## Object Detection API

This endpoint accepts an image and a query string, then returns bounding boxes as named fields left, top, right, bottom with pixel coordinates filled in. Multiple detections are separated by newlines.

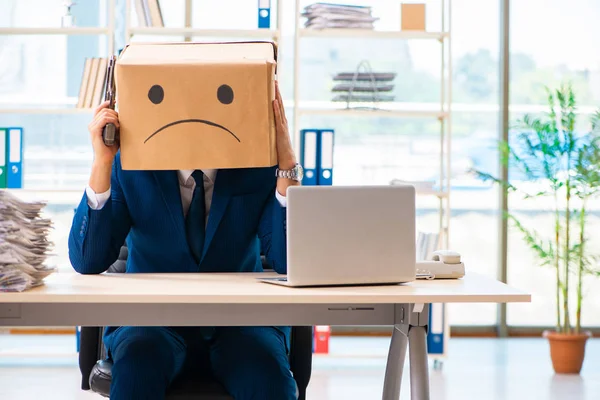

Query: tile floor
left=0, top=335, right=598, bottom=399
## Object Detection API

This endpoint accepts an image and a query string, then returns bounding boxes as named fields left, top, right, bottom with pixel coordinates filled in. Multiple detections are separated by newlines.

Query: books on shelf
left=0, top=190, right=56, bottom=292
left=134, top=0, right=164, bottom=28
left=302, top=2, right=378, bottom=30
left=76, top=57, right=108, bottom=109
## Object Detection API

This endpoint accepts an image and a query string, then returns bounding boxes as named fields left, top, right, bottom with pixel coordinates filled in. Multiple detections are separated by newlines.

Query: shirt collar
left=178, top=169, right=217, bottom=184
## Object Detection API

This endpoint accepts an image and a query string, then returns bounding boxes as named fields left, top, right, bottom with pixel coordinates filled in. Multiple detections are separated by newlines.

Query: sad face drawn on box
left=143, top=83, right=241, bottom=144
left=116, top=42, right=277, bottom=171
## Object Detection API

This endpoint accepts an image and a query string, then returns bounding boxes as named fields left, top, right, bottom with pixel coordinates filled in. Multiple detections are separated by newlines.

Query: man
left=68, top=83, right=301, bottom=400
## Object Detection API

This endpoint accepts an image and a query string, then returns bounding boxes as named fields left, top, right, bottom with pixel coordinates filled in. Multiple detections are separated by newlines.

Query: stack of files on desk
left=331, top=71, right=396, bottom=103
left=302, top=2, right=379, bottom=30
left=76, top=57, right=109, bottom=109
left=0, top=190, right=55, bottom=292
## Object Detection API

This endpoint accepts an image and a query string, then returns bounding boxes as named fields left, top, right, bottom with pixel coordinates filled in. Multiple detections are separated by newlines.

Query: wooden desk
left=0, top=271, right=530, bottom=400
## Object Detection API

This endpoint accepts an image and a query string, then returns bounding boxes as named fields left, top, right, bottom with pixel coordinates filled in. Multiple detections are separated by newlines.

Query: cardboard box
left=115, top=41, right=278, bottom=170
left=401, top=3, right=426, bottom=31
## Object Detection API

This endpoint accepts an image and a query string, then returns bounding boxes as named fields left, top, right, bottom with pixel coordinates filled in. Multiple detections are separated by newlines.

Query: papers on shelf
left=302, top=2, right=379, bottom=30
left=0, top=190, right=56, bottom=292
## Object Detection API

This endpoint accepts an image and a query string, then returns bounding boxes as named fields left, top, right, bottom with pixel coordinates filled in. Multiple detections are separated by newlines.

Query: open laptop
left=259, top=185, right=416, bottom=287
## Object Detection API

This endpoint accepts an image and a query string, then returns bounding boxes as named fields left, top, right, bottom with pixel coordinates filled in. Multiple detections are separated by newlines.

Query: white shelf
left=299, top=28, right=448, bottom=40
left=0, top=108, right=93, bottom=115
left=128, top=27, right=280, bottom=38
left=297, top=107, right=448, bottom=119
left=0, top=27, right=111, bottom=35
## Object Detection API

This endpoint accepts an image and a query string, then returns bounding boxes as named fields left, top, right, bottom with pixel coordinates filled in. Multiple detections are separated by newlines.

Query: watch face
left=295, top=164, right=304, bottom=181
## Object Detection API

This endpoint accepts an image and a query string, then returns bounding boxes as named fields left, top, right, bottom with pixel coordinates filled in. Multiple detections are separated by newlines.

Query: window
left=507, top=0, right=600, bottom=327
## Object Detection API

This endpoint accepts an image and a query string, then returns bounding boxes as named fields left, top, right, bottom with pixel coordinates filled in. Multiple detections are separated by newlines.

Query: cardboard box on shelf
left=115, top=41, right=278, bottom=170
left=401, top=3, right=426, bottom=31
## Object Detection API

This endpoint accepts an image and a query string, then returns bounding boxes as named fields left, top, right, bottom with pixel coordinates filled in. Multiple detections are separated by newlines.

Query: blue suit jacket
left=68, top=152, right=288, bottom=347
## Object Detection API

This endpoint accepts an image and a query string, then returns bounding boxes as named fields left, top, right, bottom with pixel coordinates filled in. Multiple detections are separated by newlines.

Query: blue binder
left=318, top=129, right=334, bottom=186
left=258, top=0, right=271, bottom=28
left=427, top=303, right=445, bottom=355
left=6, top=127, right=23, bottom=189
left=299, top=129, right=318, bottom=186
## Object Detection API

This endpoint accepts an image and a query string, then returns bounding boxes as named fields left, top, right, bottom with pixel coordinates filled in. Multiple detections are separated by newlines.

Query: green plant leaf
left=508, top=215, right=555, bottom=266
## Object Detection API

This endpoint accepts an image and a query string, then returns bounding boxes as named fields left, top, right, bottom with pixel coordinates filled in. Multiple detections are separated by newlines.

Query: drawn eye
left=217, top=84, right=234, bottom=105
left=148, top=85, right=164, bottom=104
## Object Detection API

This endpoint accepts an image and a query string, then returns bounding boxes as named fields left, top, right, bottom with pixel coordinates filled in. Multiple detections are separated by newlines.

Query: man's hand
left=273, top=81, right=299, bottom=197
left=88, top=100, right=120, bottom=193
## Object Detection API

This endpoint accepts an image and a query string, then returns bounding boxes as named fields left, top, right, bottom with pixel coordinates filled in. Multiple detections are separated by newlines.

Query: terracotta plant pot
left=543, top=330, right=592, bottom=374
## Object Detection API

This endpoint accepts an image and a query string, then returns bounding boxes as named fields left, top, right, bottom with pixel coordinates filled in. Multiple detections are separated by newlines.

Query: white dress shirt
left=85, top=169, right=287, bottom=222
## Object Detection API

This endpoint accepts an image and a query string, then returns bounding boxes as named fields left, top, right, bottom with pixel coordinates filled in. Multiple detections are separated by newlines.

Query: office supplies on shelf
left=299, top=129, right=335, bottom=185
left=302, top=2, right=378, bottom=30
left=61, top=1, right=76, bottom=27
left=102, top=55, right=118, bottom=146
left=319, top=129, right=334, bottom=185
left=299, top=130, right=318, bottom=185
left=259, top=185, right=416, bottom=287
left=0, top=190, right=56, bottom=292
left=0, top=128, right=6, bottom=189
left=331, top=61, right=396, bottom=108
left=401, top=3, right=426, bottom=31
left=6, top=127, right=23, bottom=189
left=314, top=325, right=330, bottom=353
left=258, top=0, right=271, bottom=28
left=428, top=303, right=445, bottom=354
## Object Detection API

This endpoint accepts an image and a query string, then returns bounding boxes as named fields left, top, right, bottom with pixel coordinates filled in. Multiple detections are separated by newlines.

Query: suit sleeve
left=257, top=185, right=287, bottom=275
left=68, top=154, right=132, bottom=274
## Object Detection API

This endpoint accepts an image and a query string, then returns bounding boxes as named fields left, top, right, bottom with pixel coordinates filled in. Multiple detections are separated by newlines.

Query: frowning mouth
left=143, top=119, right=241, bottom=144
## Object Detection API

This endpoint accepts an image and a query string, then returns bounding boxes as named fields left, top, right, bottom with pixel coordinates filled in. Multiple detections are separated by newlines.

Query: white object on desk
left=416, top=250, right=466, bottom=279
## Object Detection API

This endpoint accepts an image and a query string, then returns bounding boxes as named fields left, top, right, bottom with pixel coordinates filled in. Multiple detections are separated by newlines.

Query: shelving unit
left=124, top=0, right=283, bottom=43
left=292, top=0, right=452, bottom=249
left=292, top=0, right=452, bottom=361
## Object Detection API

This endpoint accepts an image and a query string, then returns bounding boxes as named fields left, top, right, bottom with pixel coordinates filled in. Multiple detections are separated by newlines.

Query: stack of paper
left=0, top=191, right=56, bottom=292
left=302, top=3, right=379, bottom=30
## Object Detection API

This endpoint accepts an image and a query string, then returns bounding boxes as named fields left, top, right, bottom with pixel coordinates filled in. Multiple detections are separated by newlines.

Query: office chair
left=78, top=244, right=313, bottom=400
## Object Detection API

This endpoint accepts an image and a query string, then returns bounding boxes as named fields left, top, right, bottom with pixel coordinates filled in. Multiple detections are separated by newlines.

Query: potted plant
left=472, top=84, right=600, bottom=374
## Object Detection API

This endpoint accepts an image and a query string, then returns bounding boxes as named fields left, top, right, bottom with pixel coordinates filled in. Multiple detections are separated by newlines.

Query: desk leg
left=382, top=325, right=408, bottom=399
left=409, top=326, right=430, bottom=400
left=382, top=303, right=430, bottom=400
